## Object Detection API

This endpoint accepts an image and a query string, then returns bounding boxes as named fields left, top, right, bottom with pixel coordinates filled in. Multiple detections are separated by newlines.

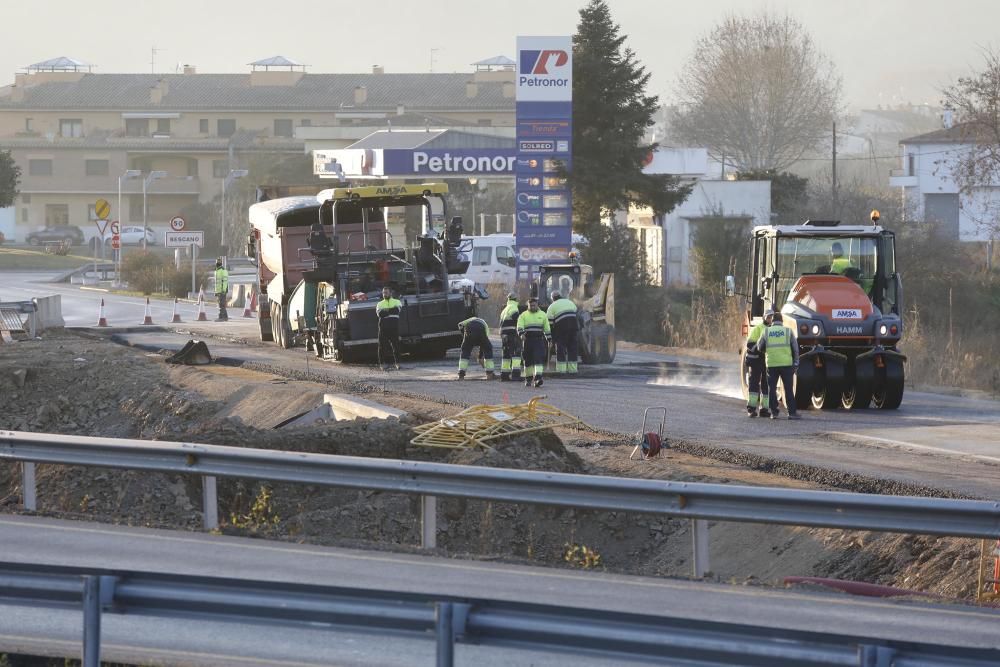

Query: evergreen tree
left=571, top=0, right=689, bottom=237
left=0, top=150, right=21, bottom=208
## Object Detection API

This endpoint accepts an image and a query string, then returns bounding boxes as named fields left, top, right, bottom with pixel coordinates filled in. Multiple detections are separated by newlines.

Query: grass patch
left=0, top=246, right=96, bottom=270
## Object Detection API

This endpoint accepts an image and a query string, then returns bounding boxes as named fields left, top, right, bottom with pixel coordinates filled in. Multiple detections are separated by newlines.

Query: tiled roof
left=0, top=128, right=302, bottom=152
left=347, top=129, right=516, bottom=150
left=900, top=123, right=992, bottom=144
left=0, top=72, right=514, bottom=112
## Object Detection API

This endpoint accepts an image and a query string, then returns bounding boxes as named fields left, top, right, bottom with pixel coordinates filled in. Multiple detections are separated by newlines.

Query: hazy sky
left=3, top=0, right=997, bottom=109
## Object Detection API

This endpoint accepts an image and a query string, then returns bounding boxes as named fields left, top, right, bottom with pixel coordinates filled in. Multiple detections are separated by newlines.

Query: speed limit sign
left=169, top=216, right=186, bottom=232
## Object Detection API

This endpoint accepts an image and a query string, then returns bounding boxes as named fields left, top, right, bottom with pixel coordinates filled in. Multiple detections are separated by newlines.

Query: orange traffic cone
left=243, top=290, right=256, bottom=318
left=196, top=289, right=208, bottom=322
left=97, top=298, right=109, bottom=327
left=170, top=298, right=183, bottom=323
left=141, top=297, right=154, bottom=325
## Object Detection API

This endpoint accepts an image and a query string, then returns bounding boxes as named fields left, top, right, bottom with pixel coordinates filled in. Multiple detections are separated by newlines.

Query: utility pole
left=832, top=121, right=838, bottom=214
left=430, top=48, right=440, bottom=73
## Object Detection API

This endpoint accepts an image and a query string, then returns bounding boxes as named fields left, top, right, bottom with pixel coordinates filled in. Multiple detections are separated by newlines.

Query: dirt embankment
left=0, top=330, right=985, bottom=601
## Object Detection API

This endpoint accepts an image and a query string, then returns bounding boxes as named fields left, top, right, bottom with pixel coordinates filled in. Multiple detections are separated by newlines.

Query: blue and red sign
left=516, top=35, right=573, bottom=276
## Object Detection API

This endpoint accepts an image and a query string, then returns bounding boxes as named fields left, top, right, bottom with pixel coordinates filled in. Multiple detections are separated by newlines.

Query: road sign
left=95, top=199, right=111, bottom=220
left=169, top=215, right=187, bottom=232
left=94, top=219, right=109, bottom=236
left=165, top=231, right=204, bottom=248
left=111, top=238, right=121, bottom=250
left=110, top=220, right=120, bottom=235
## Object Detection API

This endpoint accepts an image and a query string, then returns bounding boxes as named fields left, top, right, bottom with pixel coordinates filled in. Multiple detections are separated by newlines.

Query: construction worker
left=498, top=293, right=524, bottom=382
left=744, top=319, right=770, bottom=418
left=457, top=316, right=495, bottom=380
left=546, top=291, right=579, bottom=376
left=830, top=242, right=854, bottom=275
left=755, top=308, right=801, bottom=420
left=376, top=286, right=402, bottom=371
left=214, top=259, right=229, bottom=321
left=517, top=296, right=550, bottom=387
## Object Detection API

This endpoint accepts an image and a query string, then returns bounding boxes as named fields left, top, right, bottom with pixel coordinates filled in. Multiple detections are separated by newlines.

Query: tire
left=600, top=325, right=616, bottom=364
left=841, top=356, right=873, bottom=410
left=578, top=322, right=597, bottom=365
left=810, top=359, right=844, bottom=410
left=259, top=300, right=274, bottom=342
left=274, top=302, right=293, bottom=349
left=873, top=357, right=904, bottom=410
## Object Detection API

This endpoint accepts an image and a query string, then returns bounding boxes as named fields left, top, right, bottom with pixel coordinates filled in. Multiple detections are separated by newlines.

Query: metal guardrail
left=0, top=561, right=996, bottom=667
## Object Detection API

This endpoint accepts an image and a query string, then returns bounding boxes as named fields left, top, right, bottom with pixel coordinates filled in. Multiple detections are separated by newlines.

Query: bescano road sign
left=165, top=231, right=204, bottom=248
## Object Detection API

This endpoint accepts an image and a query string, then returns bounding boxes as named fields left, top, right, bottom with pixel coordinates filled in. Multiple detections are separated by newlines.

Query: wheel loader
left=730, top=211, right=905, bottom=410
left=531, top=258, right=616, bottom=364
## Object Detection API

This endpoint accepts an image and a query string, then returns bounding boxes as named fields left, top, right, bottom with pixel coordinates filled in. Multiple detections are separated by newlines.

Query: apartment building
left=0, top=56, right=515, bottom=243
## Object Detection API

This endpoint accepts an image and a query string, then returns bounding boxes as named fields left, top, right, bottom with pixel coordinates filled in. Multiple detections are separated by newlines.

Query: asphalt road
left=0, top=515, right=997, bottom=666
left=6, top=271, right=1000, bottom=499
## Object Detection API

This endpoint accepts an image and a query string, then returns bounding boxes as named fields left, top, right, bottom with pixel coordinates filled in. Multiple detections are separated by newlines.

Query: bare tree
left=941, top=49, right=1000, bottom=240
left=672, top=13, right=841, bottom=171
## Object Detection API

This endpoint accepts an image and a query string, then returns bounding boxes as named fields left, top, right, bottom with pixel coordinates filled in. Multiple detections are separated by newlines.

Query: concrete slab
left=323, top=392, right=407, bottom=420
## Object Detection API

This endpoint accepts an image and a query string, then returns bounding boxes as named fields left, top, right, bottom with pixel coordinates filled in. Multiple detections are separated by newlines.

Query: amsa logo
left=832, top=308, right=863, bottom=319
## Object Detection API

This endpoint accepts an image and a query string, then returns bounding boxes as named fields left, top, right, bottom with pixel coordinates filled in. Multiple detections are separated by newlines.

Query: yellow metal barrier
left=410, top=397, right=590, bottom=450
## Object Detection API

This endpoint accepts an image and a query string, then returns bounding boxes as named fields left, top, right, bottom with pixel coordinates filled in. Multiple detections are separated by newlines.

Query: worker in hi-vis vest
left=754, top=307, right=801, bottom=420
left=744, top=320, right=769, bottom=418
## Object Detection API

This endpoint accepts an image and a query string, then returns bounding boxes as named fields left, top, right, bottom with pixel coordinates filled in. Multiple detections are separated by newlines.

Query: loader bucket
left=165, top=339, right=213, bottom=365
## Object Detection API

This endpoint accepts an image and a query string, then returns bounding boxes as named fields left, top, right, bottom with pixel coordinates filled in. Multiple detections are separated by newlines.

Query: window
left=129, top=197, right=144, bottom=219
left=85, top=159, right=109, bottom=177
left=21, top=208, right=28, bottom=222
left=477, top=119, right=493, bottom=127
left=45, top=204, right=69, bottom=227
left=300, top=119, right=311, bottom=127
left=125, top=118, right=149, bottom=137
left=217, top=119, right=236, bottom=137
left=186, top=158, right=199, bottom=177
left=28, top=159, right=52, bottom=176
left=496, top=245, right=515, bottom=268
left=338, top=118, right=354, bottom=126
left=212, top=160, right=229, bottom=178
left=199, top=119, right=209, bottom=133
left=25, top=118, right=33, bottom=132
left=155, top=118, right=170, bottom=135
left=59, top=118, right=83, bottom=138
left=472, top=247, right=492, bottom=266
left=132, top=158, right=153, bottom=173
left=274, top=119, right=293, bottom=137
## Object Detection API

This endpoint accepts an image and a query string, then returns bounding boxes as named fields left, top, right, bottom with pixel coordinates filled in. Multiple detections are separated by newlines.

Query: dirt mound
left=446, top=430, right=586, bottom=473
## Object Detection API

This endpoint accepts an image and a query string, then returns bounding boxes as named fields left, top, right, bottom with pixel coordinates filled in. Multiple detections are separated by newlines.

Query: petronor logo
left=520, top=50, right=569, bottom=75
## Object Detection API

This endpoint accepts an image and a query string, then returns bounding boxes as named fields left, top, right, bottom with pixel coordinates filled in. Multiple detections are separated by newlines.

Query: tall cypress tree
left=0, top=150, right=20, bottom=208
left=571, top=0, right=689, bottom=238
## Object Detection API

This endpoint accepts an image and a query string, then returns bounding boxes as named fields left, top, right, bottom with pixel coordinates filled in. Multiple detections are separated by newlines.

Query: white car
left=119, top=226, right=157, bottom=246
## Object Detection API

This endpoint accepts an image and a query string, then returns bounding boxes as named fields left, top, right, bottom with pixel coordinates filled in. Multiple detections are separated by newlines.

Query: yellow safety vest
left=764, top=325, right=793, bottom=367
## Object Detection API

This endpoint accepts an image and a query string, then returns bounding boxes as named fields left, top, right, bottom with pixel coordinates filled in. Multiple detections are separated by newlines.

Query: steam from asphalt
left=646, top=366, right=743, bottom=400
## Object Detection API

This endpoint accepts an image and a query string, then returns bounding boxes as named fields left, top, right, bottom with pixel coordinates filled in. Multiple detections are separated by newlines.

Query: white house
left=616, top=147, right=771, bottom=286
left=889, top=120, right=998, bottom=242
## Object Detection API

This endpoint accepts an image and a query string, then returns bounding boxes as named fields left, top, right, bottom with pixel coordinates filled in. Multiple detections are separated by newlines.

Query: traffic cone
left=243, top=290, right=256, bottom=318
left=196, top=289, right=208, bottom=322
left=250, top=288, right=258, bottom=314
left=141, top=298, right=154, bottom=325
left=170, top=298, right=183, bottom=323
left=97, top=299, right=109, bottom=327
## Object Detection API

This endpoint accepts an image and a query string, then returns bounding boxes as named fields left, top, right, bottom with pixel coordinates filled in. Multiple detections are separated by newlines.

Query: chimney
left=943, top=107, right=954, bottom=129
left=354, top=86, right=367, bottom=105
left=396, top=104, right=405, bottom=116
left=149, top=78, right=169, bottom=104
left=372, top=64, right=384, bottom=75
left=466, top=81, right=478, bottom=98
left=183, top=64, right=197, bottom=75
left=502, top=81, right=515, bottom=98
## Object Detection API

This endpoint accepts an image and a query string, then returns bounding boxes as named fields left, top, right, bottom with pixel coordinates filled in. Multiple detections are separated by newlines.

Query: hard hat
left=551, top=291, right=561, bottom=300
left=764, top=307, right=777, bottom=320
left=507, top=292, right=518, bottom=300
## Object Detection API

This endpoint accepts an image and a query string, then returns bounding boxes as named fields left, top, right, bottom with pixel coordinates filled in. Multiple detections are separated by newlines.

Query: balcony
left=888, top=168, right=917, bottom=188
left=19, top=175, right=202, bottom=196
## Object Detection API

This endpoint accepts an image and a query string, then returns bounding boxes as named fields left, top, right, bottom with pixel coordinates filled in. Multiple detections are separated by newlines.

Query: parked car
left=119, top=226, right=157, bottom=246
left=26, top=225, right=85, bottom=246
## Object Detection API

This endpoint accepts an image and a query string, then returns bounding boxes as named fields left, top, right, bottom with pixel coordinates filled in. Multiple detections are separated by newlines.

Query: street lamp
left=143, top=170, right=167, bottom=250
left=469, top=177, right=479, bottom=235
left=116, top=169, right=141, bottom=284
left=221, top=169, right=249, bottom=264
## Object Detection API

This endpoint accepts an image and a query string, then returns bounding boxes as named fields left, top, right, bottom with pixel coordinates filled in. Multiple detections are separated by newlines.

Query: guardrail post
left=82, top=575, right=101, bottom=667
left=202, top=475, right=218, bottom=531
left=421, top=495, right=437, bottom=549
left=435, top=601, right=454, bottom=667
left=692, top=519, right=710, bottom=578
left=22, top=462, right=36, bottom=511
left=859, top=644, right=896, bottom=666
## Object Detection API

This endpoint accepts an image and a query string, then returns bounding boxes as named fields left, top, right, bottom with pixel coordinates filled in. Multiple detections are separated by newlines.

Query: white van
left=461, top=234, right=517, bottom=287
